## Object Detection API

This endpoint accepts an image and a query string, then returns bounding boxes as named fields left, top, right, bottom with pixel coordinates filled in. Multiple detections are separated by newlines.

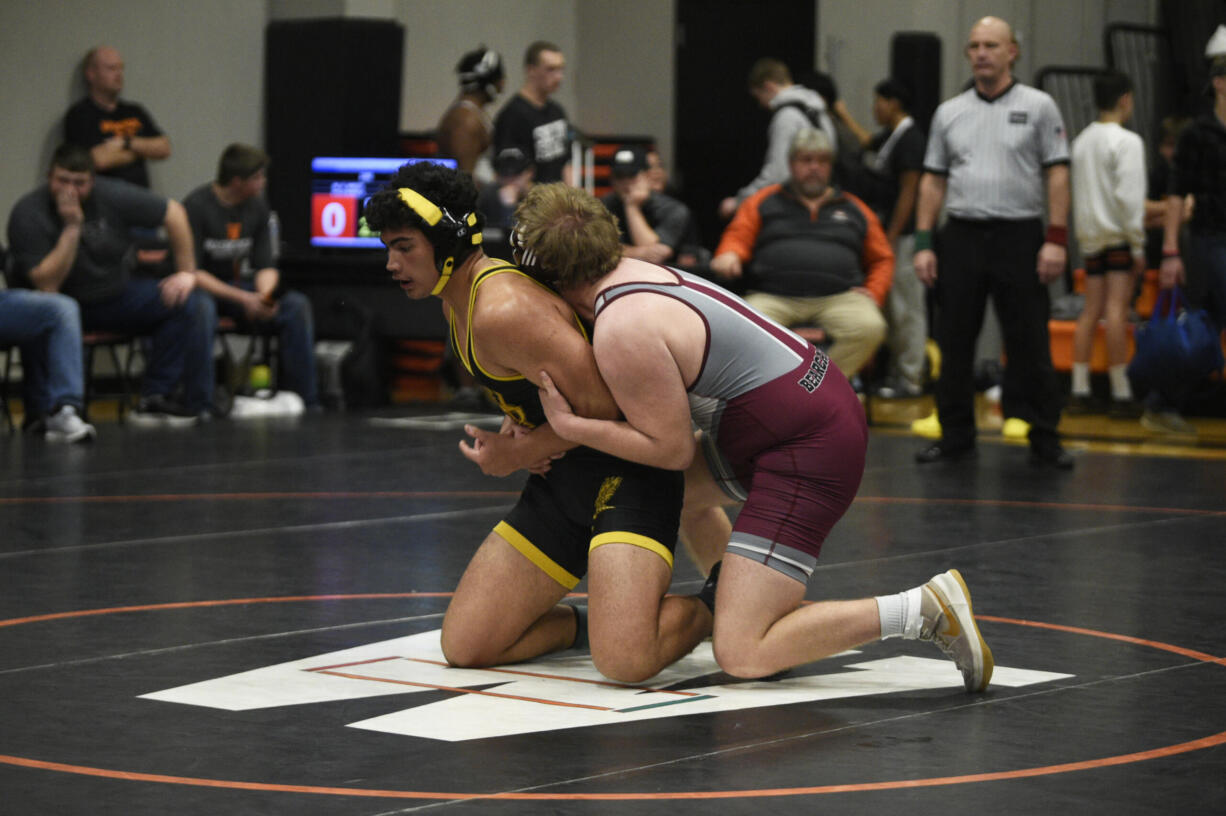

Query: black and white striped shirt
left=924, top=82, right=1069, bottom=220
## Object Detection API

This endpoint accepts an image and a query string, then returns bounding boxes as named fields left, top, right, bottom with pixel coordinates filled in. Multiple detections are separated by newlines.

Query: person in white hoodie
left=1069, top=70, right=1146, bottom=417
left=718, top=58, right=836, bottom=219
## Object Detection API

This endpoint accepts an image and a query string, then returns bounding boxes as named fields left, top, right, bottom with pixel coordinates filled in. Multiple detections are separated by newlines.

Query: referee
left=913, top=15, right=1074, bottom=469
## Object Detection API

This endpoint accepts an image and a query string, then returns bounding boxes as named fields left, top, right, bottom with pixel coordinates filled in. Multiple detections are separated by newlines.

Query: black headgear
left=509, top=226, right=552, bottom=283
left=397, top=188, right=482, bottom=295
left=457, top=47, right=504, bottom=100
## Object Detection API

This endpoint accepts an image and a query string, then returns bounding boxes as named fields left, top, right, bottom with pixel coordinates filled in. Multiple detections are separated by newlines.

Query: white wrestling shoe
left=919, top=569, right=994, bottom=692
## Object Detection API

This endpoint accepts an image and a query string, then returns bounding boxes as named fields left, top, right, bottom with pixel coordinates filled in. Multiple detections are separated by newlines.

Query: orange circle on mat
left=0, top=594, right=1223, bottom=801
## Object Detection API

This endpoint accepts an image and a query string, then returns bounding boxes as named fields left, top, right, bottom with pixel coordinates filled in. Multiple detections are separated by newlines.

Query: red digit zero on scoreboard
left=311, top=193, right=358, bottom=240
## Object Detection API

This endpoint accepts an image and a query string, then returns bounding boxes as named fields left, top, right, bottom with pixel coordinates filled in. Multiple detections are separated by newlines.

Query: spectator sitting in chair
left=6, top=143, right=214, bottom=425
left=182, top=144, right=319, bottom=408
left=0, top=285, right=95, bottom=442
left=600, top=146, right=696, bottom=266
left=710, top=127, right=893, bottom=380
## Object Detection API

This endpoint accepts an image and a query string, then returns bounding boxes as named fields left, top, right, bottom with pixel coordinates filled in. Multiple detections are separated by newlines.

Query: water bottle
left=268, top=210, right=281, bottom=263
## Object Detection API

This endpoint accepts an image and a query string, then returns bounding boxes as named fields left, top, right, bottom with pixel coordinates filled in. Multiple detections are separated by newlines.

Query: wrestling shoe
left=918, top=569, right=994, bottom=692
left=696, top=561, right=721, bottom=613
left=569, top=605, right=589, bottom=651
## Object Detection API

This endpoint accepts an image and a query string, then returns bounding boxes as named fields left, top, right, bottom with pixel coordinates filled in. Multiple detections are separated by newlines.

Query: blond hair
left=513, top=184, right=622, bottom=287
left=748, top=58, right=790, bottom=89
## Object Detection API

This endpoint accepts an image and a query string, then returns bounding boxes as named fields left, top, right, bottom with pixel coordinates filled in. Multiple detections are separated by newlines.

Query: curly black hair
left=363, top=161, right=484, bottom=266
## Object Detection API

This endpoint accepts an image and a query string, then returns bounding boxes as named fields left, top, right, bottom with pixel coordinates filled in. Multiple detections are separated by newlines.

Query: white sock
left=876, top=586, right=924, bottom=639
left=1108, top=364, right=1133, bottom=401
left=1071, top=363, right=1091, bottom=396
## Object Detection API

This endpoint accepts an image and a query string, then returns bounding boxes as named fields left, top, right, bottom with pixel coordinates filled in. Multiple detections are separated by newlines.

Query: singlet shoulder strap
left=463, top=263, right=540, bottom=382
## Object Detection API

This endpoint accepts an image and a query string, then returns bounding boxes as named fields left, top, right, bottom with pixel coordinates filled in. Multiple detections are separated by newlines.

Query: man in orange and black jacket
left=711, top=127, right=894, bottom=379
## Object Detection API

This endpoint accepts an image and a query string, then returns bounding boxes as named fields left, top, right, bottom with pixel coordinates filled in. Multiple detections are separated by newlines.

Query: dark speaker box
left=891, top=32, right=942, bottom=135
left=265, top=18, right=404, bottom=251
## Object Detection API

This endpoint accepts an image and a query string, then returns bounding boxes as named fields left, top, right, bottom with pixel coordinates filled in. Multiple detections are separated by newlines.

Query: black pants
left=933, top=217, right=1062, bottom=448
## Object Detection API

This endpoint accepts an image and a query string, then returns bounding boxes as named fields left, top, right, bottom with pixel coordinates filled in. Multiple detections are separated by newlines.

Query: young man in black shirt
left=493, top=41, right=571, bottom=185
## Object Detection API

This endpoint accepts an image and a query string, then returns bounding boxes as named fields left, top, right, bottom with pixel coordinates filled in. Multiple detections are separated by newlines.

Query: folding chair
left=82, top=331, right=141, bottom=422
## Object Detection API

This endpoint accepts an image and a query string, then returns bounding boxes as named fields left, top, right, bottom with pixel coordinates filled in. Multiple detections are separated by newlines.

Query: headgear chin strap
left=396, top=187, right=482, bottom=295
left=431, top=256, right=457, bottom=296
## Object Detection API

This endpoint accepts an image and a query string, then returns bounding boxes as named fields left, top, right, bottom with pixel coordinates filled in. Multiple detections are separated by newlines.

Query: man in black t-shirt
left=63, top=46, right=171, bottom=188
left=493, top=41, right=571, bottom=184
left=183, top=144, right=319, bottom=407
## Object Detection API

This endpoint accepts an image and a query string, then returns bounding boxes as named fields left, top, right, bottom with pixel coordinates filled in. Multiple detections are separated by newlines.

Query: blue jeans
left=214, top=286, right=319, bottom=405
left=78, top=279, right=215, bottom=413
left=0, top=289, right=85, bottom=417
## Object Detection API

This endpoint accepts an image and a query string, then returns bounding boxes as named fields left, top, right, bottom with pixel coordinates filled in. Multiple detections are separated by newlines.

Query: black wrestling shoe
left=569, top=605, right=589, bottom=651
left=696, top=561, right=721, bottom=613
left=914, top=440, right=976, bottom=464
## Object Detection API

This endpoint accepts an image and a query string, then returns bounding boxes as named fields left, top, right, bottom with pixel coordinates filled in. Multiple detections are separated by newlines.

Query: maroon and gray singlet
left=593, top=269, right=868, bottom=583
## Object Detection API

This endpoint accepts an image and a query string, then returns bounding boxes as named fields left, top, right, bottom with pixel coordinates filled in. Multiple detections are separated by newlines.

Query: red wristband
left=1044, top=225, right=1067, bottom=247
left=1162, top=249, right=1180, bottom=258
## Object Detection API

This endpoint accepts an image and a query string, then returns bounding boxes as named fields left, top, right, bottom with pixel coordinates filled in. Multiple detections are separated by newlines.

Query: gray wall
left=0, top=0, right=1161, bottom=229
left=0, top=0, right=266, bottom=213
left=822, top=0, right=1158, bottom=133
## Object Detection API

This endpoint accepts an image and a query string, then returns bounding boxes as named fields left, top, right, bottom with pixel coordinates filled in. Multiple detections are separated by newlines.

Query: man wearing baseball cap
left=599, top=145, right=696, bottom=266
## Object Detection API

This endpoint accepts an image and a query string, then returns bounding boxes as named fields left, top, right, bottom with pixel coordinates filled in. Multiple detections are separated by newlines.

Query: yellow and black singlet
left=448, top=262, right=589, bottom=428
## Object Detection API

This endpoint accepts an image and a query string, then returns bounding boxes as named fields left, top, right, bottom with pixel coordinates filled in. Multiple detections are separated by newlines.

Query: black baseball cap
left=609, top=146, right=647, bottom=178
left=493, top=147, right=531, bottom=177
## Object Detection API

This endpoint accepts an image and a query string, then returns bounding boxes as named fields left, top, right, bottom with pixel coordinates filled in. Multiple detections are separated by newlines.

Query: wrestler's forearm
left=552, top=414, right=693, bottom=471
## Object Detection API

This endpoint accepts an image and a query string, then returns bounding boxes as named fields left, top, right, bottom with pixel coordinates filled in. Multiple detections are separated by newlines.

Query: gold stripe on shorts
left=590, top=531, right=675, bottom=569
left=495, top=521, right=581, bottom=589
